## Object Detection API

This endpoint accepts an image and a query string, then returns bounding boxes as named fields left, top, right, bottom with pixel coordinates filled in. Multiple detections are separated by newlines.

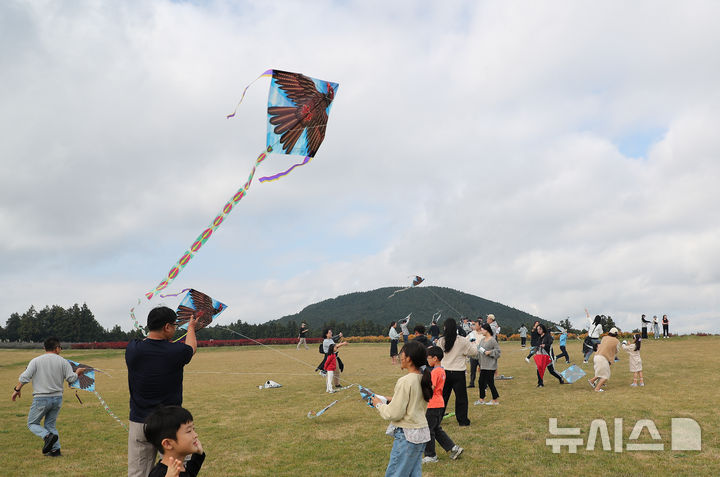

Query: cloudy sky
left=2, top=1, right=718, bottom=334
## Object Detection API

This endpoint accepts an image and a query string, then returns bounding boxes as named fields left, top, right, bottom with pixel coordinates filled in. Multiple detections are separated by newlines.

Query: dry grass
left=1, top=336, right=718, bottom=476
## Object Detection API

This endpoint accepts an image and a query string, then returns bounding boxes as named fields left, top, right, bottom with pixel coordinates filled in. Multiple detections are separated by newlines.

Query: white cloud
left=1, top=0, right=718, bottom=335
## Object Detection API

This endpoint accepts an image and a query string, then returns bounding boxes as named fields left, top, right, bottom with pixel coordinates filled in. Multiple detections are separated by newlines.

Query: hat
left=609, top=327, right=619, bottom=335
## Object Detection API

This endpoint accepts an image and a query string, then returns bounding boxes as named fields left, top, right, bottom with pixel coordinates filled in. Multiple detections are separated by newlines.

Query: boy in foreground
left=423, top=346, right=463, bottom=463
left=144, top=406, right=205, bottom=477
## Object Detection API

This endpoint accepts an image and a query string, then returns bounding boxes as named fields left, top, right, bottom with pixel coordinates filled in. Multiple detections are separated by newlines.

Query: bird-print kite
left=170, top=289, right=226, bottom=342
left=132, top=69, right=338, bottom=333
left=67, top=360, right=127, bottom=431
left=388, top=276, right=425, bottom=298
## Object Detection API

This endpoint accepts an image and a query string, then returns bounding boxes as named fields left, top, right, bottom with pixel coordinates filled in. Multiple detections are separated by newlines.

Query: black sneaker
left=45, top=449, right=62, bottom=457
left=42, top=433, right=58, bottom=454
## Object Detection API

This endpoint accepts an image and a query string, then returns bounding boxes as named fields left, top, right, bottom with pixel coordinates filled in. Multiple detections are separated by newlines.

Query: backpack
left=319, top=342, right=324, bottom=354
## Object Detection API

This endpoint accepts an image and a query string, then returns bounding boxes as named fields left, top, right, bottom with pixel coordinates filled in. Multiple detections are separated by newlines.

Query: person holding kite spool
left=371, top=340, right=432, bottom=476
left=125, top=308, right=200, bottom=477
left=436, top=318, right=479, bottom=427
left=388, top=322, right=401, bottom=365
left=11, top=337, right=89, bottom=457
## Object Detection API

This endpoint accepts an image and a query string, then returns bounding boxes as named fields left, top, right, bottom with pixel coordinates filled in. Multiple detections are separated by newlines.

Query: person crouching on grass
left=372, top=340, right=432, bottom=476
left=144, top=406, right=205, bottom=477
left=423, top=346, right=464, bottom=464
left=588, top=327, right=620, bottom=393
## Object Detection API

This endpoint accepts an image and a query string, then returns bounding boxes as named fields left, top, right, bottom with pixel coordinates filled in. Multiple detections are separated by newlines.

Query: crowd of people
left=9, top=308, right=672, bottom=477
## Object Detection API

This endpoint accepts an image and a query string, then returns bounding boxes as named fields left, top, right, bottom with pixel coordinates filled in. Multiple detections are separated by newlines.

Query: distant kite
left=388, top=276, right=425, bottom=299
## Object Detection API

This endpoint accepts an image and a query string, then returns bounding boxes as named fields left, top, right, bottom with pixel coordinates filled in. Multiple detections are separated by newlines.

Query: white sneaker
left=525, top=357, right=530, bottom=363
left=474, top=400, right=485, bottom=406
left=639, top=383, right=645, bottom=386
left=422, top=456, right=438, bottom=464
left=487, top=401, right=499, bottom=405
left=449, top=445, right=464, bottom=460
left=630, top=383, right=638, bottom=387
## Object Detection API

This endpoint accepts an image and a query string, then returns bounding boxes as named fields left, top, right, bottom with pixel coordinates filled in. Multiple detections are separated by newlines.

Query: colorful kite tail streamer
left=94, top=390, right=128, bottom=431
left=144, top=146, right=272, bottom=300
left=226, top=69, right=274, bottom=119
left=258, top=156, right=312, bottom=183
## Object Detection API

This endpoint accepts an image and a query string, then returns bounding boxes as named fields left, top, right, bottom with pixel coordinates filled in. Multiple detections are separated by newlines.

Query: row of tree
left=0, top=304, right=389, bottom=343
left=2, top=304, right=614, bottom=344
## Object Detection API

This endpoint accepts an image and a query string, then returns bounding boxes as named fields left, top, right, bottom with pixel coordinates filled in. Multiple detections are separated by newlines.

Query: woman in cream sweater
left=436, top=318, right=479, bottom=427
left=372, top=340, right=432, bottom=476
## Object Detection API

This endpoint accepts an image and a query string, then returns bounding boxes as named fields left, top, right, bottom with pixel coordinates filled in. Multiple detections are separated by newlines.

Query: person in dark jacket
left=535, top=324, right=564, bottom=387
left=525, top=321, right=541, bottom=362
left=412, top=325, right=431, bottom=347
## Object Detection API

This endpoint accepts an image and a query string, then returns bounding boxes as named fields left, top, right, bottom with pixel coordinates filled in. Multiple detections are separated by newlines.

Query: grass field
left=1, top=336, right=718, bottom=476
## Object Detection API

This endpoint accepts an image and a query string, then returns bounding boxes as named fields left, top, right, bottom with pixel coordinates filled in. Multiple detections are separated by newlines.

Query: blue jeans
left=385, top=428, right=424, bottom=477
left=27, top=396, right=62, bottom=451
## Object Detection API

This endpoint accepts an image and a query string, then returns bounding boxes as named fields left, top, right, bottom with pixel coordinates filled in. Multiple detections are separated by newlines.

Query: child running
left=372, top=340, right=432, bottom=476
left=144, top=405, right=205, bottom=477
left=423, top=346, right=464, bottom=463
left=622, top=333, right=644, bottom=386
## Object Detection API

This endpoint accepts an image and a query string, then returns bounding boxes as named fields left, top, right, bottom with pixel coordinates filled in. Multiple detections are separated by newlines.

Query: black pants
left=478, top=369, right=499, bottom=400
left=442, top=370, right=470, bottom=426
left=424, top=408, right=456, bottom=457
left=555, top=345, right=569, bottom=363
left=468, top=358, right=479, bottom=386
left=641, top=326, right=648, bottom=339
left=537, top=363, right=563, bottom=385
left=663, top=324, right=669, bottom=337
left=521, top=337, right=527, bottom=347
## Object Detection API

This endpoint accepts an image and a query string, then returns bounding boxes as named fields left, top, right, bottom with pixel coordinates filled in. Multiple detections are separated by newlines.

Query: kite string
left=425, top=285, right=465, bottom=318
left=93, top=390, right=128, bottom=431
left=217, top=327, right=364, bottom=388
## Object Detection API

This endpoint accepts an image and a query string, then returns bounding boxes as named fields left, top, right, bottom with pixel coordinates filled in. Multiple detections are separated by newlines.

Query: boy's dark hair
left=427, top=346, right=444, bottom=361
left=44, top=337, right=61, bottom=351
left=144, top=406, right=194, bottom=453
left=413, top=325, right=426, bottom=335
left=147, top=307, right=178, bottom=331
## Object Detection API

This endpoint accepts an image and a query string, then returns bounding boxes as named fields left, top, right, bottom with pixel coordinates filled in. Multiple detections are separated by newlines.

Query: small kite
left=172, top=289, right=227, bottom=342
left=431, top=311, right=442, bottom=325
left=388, top=276, right=425, bottom=299
left=133, top=69, right=338, bottom=332
left=258, top=380, right=282, bottom=389
left=67, top=360, right=127, bottom=431
left=559, top=364, right=586, bottom=384
left=534, top=353, right=552, bottom=380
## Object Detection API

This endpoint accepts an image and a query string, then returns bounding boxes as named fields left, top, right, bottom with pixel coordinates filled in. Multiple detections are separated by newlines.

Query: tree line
left=0, top=304, right=388, bottom=343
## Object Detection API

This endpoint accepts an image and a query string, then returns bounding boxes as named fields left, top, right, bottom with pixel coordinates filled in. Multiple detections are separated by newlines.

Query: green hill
left=268, top=286, right=547, bottom=335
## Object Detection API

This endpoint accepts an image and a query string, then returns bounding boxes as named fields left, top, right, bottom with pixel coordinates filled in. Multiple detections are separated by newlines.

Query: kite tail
left=94, top=390, right=128, bottom=432
left=225, top=69, right=273, bottom=119
left=143, top=146, right=272, bottom=300
left=259, top=156, right=312, bottom=183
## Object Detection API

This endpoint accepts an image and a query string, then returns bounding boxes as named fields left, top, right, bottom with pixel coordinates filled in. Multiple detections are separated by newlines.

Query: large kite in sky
left=131, top=69, right=338, bottom=332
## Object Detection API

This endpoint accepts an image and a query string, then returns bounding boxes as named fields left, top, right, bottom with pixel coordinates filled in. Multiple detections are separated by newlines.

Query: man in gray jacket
left=11, top=337, right=88, bottom=457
